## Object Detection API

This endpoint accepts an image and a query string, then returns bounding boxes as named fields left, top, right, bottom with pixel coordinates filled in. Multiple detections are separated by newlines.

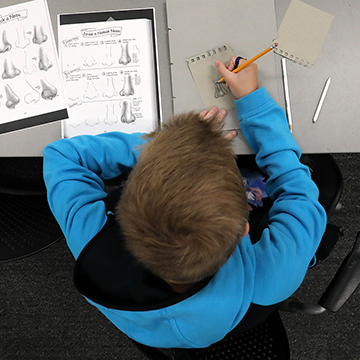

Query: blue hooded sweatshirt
left=43, top=87, right=326, bottom=348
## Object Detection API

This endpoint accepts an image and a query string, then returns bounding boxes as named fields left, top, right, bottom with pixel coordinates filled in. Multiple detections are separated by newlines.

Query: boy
left=43, top=58, right=326, bottom=348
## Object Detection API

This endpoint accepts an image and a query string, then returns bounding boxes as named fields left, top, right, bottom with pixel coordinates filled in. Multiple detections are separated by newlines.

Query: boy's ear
left=242, top=222, right=250, bottom=238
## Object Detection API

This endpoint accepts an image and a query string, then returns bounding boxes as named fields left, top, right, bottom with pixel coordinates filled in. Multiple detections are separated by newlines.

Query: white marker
left=281, top=58, right=292, bottom=132
left=313, top=77, right=331, bottom=123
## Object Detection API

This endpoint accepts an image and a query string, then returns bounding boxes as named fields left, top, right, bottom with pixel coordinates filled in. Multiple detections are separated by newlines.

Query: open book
left=58, top=8, right=161, bottom=138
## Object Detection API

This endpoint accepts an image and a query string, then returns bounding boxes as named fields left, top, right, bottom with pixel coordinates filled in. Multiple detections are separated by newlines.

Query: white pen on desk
left=281, top=58, right=292, bottom=133
left=313, top=77, right=332, bottom=123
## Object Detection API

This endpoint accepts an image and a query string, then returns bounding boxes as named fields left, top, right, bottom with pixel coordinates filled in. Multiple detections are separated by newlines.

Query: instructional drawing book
left=274, top=0, right=334, bottom=67
left=58, top=8, right=161, bottom=138
left=166, top=0, right=279, bottom=134
left=0, top=0, right=68, bottom=135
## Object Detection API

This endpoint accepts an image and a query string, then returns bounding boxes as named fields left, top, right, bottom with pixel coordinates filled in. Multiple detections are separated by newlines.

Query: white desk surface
left=0, top=0, right=359, bottom=156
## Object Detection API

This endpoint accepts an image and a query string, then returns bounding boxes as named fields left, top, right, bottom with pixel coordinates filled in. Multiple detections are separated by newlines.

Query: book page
left=58, top=13, right=159, bottom=137
left=0, top=0, right=68, bottom=134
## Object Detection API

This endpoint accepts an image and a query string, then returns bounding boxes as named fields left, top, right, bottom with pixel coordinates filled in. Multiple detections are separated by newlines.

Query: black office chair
left=0, top=157, right=63, bottom=262
left=300, top=154, right=343, bottom=262
left=128, top=154, right=351, bottom=360
left=131, top=231, right=360, bottom=360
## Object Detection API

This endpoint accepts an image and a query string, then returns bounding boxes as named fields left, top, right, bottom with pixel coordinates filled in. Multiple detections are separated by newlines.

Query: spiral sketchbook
left=186, top=45, right=237, bottom=111
left=273, top=0, right=334, bottom=67
left=166, top=0, right=279, bottom=135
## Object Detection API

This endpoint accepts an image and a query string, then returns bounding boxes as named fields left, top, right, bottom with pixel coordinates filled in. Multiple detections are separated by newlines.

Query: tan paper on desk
left=187, top=45, right=237, bottom=111
left=274, top=0, right=334, bottom=67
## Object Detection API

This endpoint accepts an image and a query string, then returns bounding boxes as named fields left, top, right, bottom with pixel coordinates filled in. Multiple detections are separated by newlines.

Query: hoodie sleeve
left=43, top=131, right=147, bottom=258
left=235, top=88, right=327, bottom=305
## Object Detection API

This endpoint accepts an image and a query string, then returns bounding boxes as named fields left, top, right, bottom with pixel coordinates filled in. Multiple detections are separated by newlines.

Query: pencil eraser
left=275, top=42, right=278, bottom=47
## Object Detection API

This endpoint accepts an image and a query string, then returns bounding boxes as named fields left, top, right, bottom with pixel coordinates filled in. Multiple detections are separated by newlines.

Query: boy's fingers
left=226, top=56, right=239, bottom=71
left=201, top=106, right=218, bottom=120
left=224, top=130, right=237, bottom=139
left=215, top=61, right=230, bottom=79
left=199, top=109, right=209, bottom=118
left=215, top=109, right=227, bottom=122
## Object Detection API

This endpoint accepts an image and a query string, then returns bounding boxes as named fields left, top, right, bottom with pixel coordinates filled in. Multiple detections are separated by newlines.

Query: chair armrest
left=319, top=231, right=360, bottom=312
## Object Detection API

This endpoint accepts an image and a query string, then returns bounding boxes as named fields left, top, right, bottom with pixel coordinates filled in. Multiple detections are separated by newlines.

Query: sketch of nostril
left=5, top=84, right=20, bottom=109
left=33, top=25, right=48, bottom=45
left=118, top=43, right=131, bottom=65
left=41, top=78, right=58, bottom=100
left=213, top=80, right=228, bottom=99
left=39, top=47, right=53, bottom=71
left=121, top=100, right=136, bottom=124
left=119, top=75, right=135, bottom=96
left=0, top=30, right=12, bottom=53
left=2, top=59, right=21, bottom=79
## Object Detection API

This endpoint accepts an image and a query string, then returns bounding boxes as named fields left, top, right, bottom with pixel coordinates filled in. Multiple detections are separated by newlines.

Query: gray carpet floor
left=1, top=153, right=360, bottom=360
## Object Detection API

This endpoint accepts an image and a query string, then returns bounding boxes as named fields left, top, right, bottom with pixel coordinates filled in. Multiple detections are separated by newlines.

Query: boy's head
left=117, top=112, right=249, bottom=283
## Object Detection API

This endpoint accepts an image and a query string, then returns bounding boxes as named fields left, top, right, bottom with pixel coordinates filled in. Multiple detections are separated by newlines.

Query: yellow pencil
left=217, top=43, right=278, bottom=83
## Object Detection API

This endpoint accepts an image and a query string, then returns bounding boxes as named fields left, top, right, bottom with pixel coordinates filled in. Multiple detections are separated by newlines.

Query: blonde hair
left=117, top=112, right=249, bottom=283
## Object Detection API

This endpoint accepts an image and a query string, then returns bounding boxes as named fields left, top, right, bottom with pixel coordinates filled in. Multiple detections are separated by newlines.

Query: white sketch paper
left=59, top=12, right=159, bottom=138
left=0, top=0, right=68, bottom=134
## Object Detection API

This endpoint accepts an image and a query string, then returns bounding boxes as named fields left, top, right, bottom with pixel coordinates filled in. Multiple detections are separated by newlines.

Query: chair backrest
left=300, top=154, right=343, bottom=217
left=0, top=157, right=46, bottom=195
left=131, top=310, right=290, bottom=360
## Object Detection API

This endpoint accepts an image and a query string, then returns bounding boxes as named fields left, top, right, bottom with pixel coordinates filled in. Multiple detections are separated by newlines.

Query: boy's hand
left=215, top=57, right=258, bottom=99
left=199, top=106, right=237, bottom=139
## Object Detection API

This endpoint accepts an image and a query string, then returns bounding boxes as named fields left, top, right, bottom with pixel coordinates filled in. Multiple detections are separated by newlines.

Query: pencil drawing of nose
left=103, top=77, right=116, bottom=98
left=85, top=117, right=100, bottom=127
left=83, top=56, right=97, bottom=67
left=84, top=82, right=98, bottom=100
left=33, top=25, right=48, bottom=45
left=15, top=27, right=30, bottom=49
left=2, top=59, right=21, bottom=79
left=119, top=43, right=131, bottom=65
left=24, top=80, right=40, bottom=105
left=104, top=104, right=119, bottom=125
left=103, top=46, right=114, bottom=66
left=213, top=80, right=228, bottom=98
left=41, top=79, right=57, bottom=100
left=5, top=85, right=20, bottom=109
left=121, top=100, right=136, bottom=124
left=23, top=51, right=36, bottom=75
left=0, top=31, right=12, bottom=53
left=120, top=75, right=134, bottom=96
left=39, top=47, right=53, bottom=71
